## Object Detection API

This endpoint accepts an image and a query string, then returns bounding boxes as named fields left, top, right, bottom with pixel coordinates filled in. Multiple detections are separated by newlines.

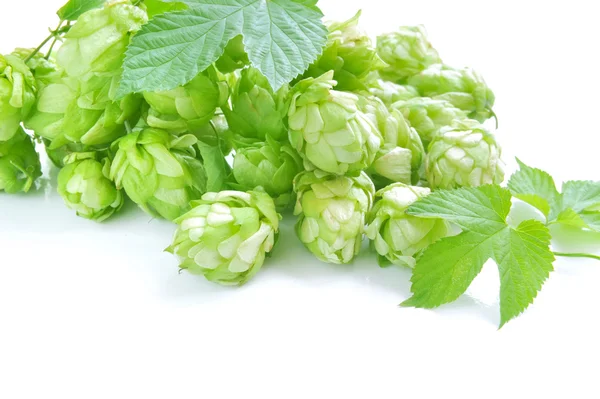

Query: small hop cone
left=57, top=152, right=124, bottom=222
left=144, top=67, right=229, bottom=134
left=232, top=137, right=303, bottom=210
left=288, top=71, right=382, bottom=176
left=366, top=183, right=449, bottom=267
left=223, top=67, right=288, bottom=142
left=168, top=190, right=281, bottom=286
left=0, top=128, right=41, bottom=193
left=109, top=128, right=208, bottom=221
left=294, top=171, right=375, bottom=264
left=302, top=11, right=384, bottom=91
left=215, top=35, right=249, bottom=74
left=368, top=78, right=420, bottom=106
left=426, top=119, right=505, bottom=189
left=392, top=97, right=468, bottom=146
left=0, top=54, right=36, bottom=141
left=360, top=96, right=424, bottom=187
left=408, top=64, right=496, bottom=122
left=377, top=26, right=441, bottom=82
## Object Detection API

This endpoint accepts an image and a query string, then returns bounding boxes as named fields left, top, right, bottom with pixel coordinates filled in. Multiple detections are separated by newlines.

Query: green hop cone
left=168, top=190, right=280, bottom=286
left=426, top=119, right=504, bottom=189
left=0, top=54, right=36, bottom=141
left=368, top=78, right=419, bottom=106
left=302, top=11, right=384, bottom=91
left=392, top=97, right=468, bottom=146
left=215, top=35, right=249, bottom=74
left=377, top=26, right=441, bottom=82
left=25, top=1, right=147, bottom=147
left=294, top=171, right=375, bottom=264
left=144, top=67, right=229, bottom=134
left=223, top=67, right=288, bottom=142
left=366, top=183, right=449, bottom=267
left=408, top=64, right=495, bottom=122
left=360, top=96, right=424, bottom=188
left=0, top=128, right=41, bottom=193
left=110, top=128, right=208, bottom=221
left=232, top=136, right=303, bottom=210
left=57, top=152, right=124, bottom=222
left=288, top=71, right=382, bottom=176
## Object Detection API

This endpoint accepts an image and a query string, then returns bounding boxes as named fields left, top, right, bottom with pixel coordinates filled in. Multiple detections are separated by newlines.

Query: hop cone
left=302, top=11, right=383, bottom=91
left=0, top=127, right=41, bottom=193
left=168, top=190, right=280, bottom=286
left=232, top=137, right=303, bottom=210
left=366, top=183, right=449, bottom=267
left=288, top=71, right=382, bottom=176
left=110, top=128, right=208, bottom=221
left=57, top=152, right=124, bottom=222
left=360, top=96, right=424, bottom=187
left=0, top=54, right=36, bottom=141
left=368, top=78, right=419, bottom=106
left=294, top=171, right=375, bottom=264
left=215, top=35, right=249, bottom=74
left=392, top=97, right=468, bottom=145
left=144, top=67, right=229, bottom=134
left=223, top=67, right=288, bottom=142
left=426, top=119, right=504, bottom=189
left=408, top=64, right=495, bottom=122
left=377, top=26, right=441, bottom=82
left=25, top=1, right=147, bottom=147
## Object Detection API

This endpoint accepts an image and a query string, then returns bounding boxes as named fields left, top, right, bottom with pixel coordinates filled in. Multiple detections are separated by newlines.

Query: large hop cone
left=168, top=190, right=280, bottom=286
left=426, top=119, right=504, bottom=189
left=301, top=11, right=384, bottom=91
left=0, top=54, right=36, bottom=141
left=377, top=25, right=441, bottom=82
left=294, top=171, right=375, bottom=264
left=408, top=64, right=496, bottom=122
left=288, top=71, right=382, bottom=176
left=25, top=0, right=148, bottom=148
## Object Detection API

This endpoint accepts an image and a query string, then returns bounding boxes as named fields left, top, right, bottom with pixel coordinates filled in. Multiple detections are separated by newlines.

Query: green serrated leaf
left=401, top=232, right=492, bottom=309
left=406, top=185, right=511, bottom=234
left=580, top=212, right=600, bottom=232
left=561, top=180, right=600, bottom=213
left=404, top=185, right=555, bottom=327
left=117, top=0, right=327, bottom=97
left=494, top=220, right=554, bottom=327
left=57, top=0, right=105, bottom=21
left=508, top=158, right=559, bottom=217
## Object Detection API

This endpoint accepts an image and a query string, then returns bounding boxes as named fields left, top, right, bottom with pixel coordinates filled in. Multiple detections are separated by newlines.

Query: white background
left=1, top=1, right=600, bottom=398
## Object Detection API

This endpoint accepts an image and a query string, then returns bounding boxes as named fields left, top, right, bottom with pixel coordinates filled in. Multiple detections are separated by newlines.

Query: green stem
left=24, top=20, right=65, bottom=63
left=45, top=21, right=65, bottom=60
left=554, top=252, right=600, bottom=262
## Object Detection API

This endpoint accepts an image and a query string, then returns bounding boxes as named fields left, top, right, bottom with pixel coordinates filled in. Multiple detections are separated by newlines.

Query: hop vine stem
left=24, top=20, right=65, bottom=63
left=554, top=252, right=600, bottom=262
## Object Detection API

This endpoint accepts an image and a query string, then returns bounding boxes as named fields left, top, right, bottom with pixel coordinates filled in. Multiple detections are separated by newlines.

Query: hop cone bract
left=0, top=128, right=41, bottom=193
